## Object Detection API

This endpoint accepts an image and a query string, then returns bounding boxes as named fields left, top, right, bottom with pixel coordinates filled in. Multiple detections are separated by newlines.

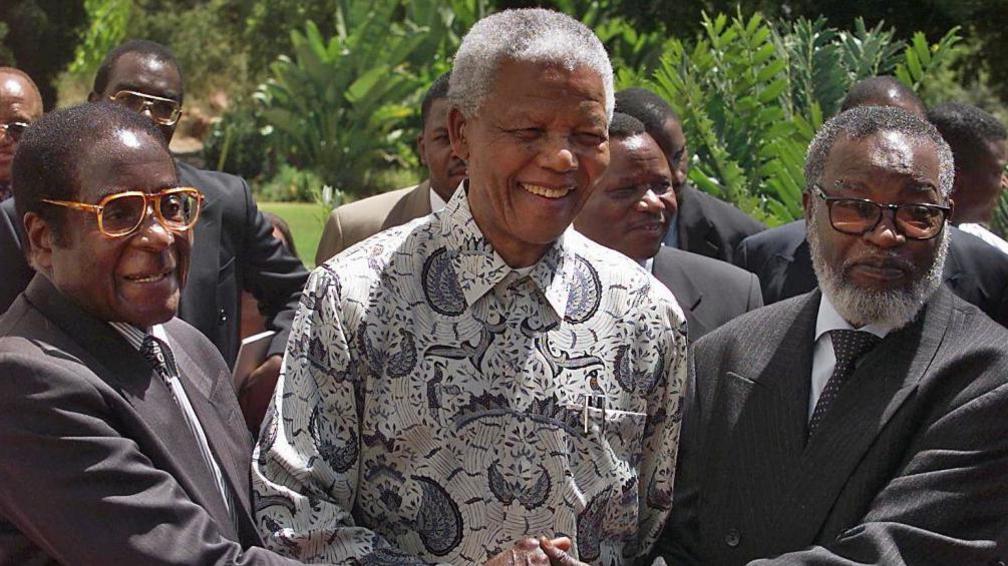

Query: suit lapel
left=382, top=180, right=432, bottom=231
left=705, top=294, right=818, bottom=532
left=651, top=250, right=710, bottom=339
left=168, top=332, right=254, bottom=526
left=23, top=276, right=238, bottom=539
left=779, top=288, right=951, bottom=542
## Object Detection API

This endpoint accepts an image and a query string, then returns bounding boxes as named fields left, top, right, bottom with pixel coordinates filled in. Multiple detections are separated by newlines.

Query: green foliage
left=255, top=16, right=426, bottom=194
left=254, top=163, right=326, bottom=203
left=648, top=11, right=961, bottom=226
left=202, top=101, right=271, bottom=179
left=0, top=22, right=13, bottom=64
left=993, top=192, right=1008, bottom=240
left=69, top=0, right=131, bottom=78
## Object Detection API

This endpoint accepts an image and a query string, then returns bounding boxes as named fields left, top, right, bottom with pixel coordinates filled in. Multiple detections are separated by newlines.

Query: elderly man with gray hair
left=655, top=105, right=1008, bottom=565
left=253, top=8, right=687, bottom=566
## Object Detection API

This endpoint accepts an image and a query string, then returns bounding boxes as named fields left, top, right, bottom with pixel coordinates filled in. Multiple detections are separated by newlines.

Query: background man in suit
left=314, top=71, right=467, bottom=263
left=0, top=67, right=42, bottom=202
left=928, top=101, right=1008, bottom=254
left=735, top=85, right=1008, bottom=325
left=0, top=102, right=300, bottom=564
left=615, top=87, right=766, bottom=263
left=0, top=40, right=309, bottom=430
left=575, top=112, right=762, bottom=342
left=838, top=75, right=928, bottom=117
left=657, top=106, right=1008, bottom=565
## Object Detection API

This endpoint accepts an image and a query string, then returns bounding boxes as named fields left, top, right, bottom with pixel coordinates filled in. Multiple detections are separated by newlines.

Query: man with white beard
left=655, top=106, right=1008, bottom=565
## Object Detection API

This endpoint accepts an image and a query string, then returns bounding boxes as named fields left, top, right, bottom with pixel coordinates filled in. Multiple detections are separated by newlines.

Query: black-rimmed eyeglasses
left=812, top=184, right=950, bottom=240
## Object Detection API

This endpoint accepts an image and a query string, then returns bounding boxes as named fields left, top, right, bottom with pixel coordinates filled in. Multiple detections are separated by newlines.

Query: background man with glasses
left=655, top=106, right=1008, bottom=565
left=0, top=40, right=309, bottom=432
left=0, top=67, right=42, bottom=202
left=0, top=102, right=301, bottom=564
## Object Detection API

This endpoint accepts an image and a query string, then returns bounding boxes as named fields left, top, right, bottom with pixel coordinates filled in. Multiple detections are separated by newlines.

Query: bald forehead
left=0, top=71, right=43, bottom=117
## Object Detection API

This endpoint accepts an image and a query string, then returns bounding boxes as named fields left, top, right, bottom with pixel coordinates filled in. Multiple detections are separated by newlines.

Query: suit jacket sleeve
left=236, top=179, right=310, bottom=358
left=0, top=352, right=301, bottom=565
left=749, top=378, right=1008, bottom=565
left=0, top=199, right=33, bottom=313
left=315, top=209, right=345, bottom=266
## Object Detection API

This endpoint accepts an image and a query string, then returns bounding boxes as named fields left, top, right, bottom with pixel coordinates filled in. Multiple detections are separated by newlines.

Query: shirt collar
left=815, top=293, right=894, bottom=342
left=109, top=321, right=167, bottom=350
left=441, top=185, right=573, bottom=319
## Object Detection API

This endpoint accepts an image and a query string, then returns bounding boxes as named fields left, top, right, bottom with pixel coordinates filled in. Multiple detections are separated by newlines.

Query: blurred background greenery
left=2, top=0, right=1007, bottom=265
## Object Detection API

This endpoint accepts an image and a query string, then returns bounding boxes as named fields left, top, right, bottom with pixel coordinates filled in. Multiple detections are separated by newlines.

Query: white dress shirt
left=429, top=186, right=447, bottom=213
left=809, top=295, right=894, bottom=419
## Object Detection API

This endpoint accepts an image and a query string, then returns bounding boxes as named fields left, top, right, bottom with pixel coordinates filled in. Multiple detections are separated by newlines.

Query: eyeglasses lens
left=158, top=192, right=199, bottom=227
left=112, top=92, right=179, bottom=124
left=830, top=200, right=943, bottom=239
left=1, top=122, right=28, bottom=142
left=101, top=194, right=147, bottom=236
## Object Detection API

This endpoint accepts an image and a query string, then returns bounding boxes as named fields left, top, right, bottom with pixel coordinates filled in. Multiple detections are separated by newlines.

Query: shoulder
left=330, top=185, right=418, bottom=225
left=176, top=161, right=248, bottom=197
left=950, top=226, right=1008, bottom=272
left=694, top=291, right=811, bottom=352
left=567, top=231, right=685, bottom=323
left=656, top=246, right=756, bottom=284
left=739, top=219, right=806, bottom=251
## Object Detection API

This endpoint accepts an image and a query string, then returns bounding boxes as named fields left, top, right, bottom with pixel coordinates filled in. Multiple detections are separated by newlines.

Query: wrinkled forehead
left=76, top=129, right=176, bottom=193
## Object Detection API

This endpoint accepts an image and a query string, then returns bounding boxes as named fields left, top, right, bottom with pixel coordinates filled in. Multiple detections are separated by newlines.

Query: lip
left=628, top=219, right=666, bottom=234
left=846, top=258, right=911, bottom=283
left=518, top=181, right=575, bottom=200
left=122, top=266, right=175, bottom=284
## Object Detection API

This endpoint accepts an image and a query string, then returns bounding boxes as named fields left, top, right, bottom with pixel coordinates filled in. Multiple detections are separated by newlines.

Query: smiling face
left=93, top=52, right=183, bottom=143
left=449, top=59, right=610, bottom=267
left=575, top=132, right=673, bottom=261
left=31, top=130, right=191, bottom=327
left=805, top=129, right=949, bottom=327
left=418, top=98, right=467, bottom=201
left=0, top=71, right=43, bottom=183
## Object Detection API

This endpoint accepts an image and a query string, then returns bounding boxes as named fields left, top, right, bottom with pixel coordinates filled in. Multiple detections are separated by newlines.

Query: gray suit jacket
left=655, top=287, right=1008, bottom=565
left=651, top=246, right=763, bottom=343
left=673, top=184, right=766, bottom=263
left=0, top=276, right=300, bottom=565
left=314, top=180, right=432, bottom=265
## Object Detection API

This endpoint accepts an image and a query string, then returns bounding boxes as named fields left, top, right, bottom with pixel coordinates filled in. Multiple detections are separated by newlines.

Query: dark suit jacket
left=734, top=220, right=1008, bottom=326
left=651, top=246, right=763, bottom=342
left=655, top=287, right=1008, bottom=565
left=0, top=276, right=300, bottom=565
left=673, top=184, right=766, bottom=263
left=0, top=161, right=309, bottom=365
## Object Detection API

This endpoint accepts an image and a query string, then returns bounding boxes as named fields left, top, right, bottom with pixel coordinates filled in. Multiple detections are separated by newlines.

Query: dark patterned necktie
left=808, top=329, right=881, bottom=436
left=141, top=335, right=176, bottom=389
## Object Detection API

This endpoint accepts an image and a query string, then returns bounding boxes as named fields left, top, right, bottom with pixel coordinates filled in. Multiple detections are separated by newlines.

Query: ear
left=447, top=107, right=470, bottom=162
left=416, top=132, right=428, bottom=167
left=802, top=190, right=813, bottom=222
left=24, top=211, right=55, bottom=273
left=87, top=91, right=100, bottom=103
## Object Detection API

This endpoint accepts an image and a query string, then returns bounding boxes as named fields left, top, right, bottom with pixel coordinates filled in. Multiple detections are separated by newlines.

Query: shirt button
left=218, top=308, right=228, bottom=324
left=725, top=528, right=740, bottom=547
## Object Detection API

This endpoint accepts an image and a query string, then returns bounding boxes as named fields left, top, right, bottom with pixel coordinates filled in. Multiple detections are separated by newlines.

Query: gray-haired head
left=805, top=105, right=954, bottom=198
left=448, top=8, right=614, bottom=121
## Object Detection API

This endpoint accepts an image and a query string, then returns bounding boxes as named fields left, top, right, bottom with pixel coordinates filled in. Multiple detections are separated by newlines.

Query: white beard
left=807, top=207, right=949, bottom=329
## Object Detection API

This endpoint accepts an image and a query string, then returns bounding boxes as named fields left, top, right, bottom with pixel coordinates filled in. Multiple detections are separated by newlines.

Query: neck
left=467, top=192, right=549, bottom=269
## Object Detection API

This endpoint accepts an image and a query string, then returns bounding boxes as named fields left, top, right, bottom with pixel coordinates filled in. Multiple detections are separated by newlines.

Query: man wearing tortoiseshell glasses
left=0, top=40, right=309, bottom=433
left=0, top=67, right=42, bottom=202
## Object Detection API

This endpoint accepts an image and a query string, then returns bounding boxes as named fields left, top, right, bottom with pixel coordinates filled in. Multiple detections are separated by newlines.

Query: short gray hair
left=448, top=8, right=614, bottom=120
left=805, top=105, right=955, bottom=197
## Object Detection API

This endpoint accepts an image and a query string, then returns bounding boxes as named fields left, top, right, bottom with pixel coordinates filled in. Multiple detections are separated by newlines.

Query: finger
left=539, top=537, right=580, bottom=565
left=547, top=536, right=572, bottom=552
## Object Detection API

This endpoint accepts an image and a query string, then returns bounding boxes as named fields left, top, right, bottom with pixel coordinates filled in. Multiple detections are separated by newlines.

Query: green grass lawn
left=259, top=202, right=328, bottom=268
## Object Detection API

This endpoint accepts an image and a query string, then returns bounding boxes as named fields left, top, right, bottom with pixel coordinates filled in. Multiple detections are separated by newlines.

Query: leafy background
left=2, top=0, right=1006, bottom=244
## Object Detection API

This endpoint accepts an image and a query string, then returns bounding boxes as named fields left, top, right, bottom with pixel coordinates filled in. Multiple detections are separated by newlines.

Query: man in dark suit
left=656, top=106, right=1008, bottom=564
left=734, top=219, right=1008, bottom=325
left=574, top=113, right=762, bottom=342
left=615, top=87, right=765, bottom=263
left=0, top=102, right=301, bottom=564
left=0, top=40, right=309, bottom=429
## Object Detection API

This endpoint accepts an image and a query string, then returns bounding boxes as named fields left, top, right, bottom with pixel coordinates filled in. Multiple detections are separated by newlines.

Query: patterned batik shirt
left=252, top=189, right=688, bottom=565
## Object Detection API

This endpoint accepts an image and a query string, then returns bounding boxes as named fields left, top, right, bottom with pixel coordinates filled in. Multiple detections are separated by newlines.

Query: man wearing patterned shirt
left=253, top=8, right=687, bottom=566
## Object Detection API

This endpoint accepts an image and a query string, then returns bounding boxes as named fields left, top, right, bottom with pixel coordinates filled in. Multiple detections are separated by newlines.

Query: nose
left=864, top=208, right=905, bottom=248
left=636, top=189, right=666, bottom=216
left=538, top=135, right=577, bottom=173
left=133, top=204, right=174, bottom=248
